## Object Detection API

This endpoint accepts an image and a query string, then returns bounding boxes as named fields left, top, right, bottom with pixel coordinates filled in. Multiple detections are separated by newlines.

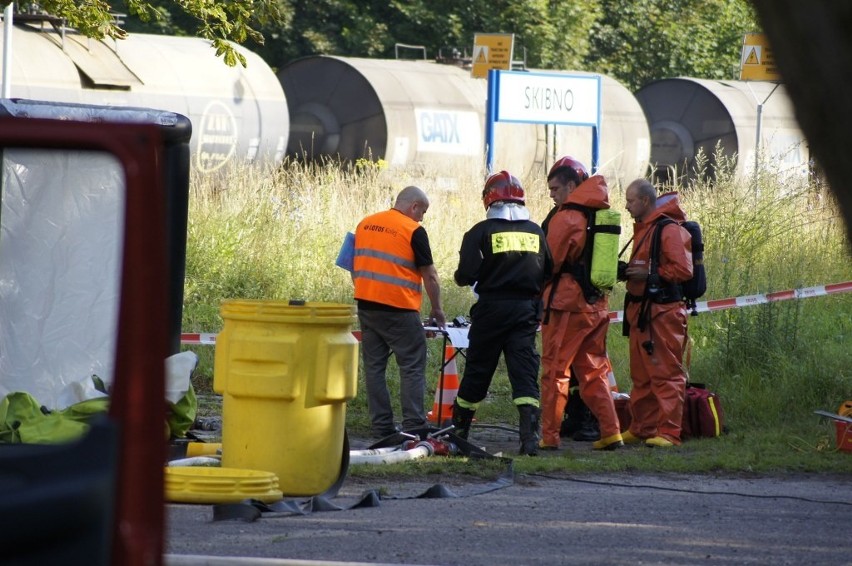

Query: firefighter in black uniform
left=451, top=171, right=553, bottom=456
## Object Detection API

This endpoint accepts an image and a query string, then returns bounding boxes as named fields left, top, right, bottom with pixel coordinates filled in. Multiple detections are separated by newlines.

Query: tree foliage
left=249, top=0, right=755, bottom=86
left=586, top=0, right=758, bottom=90
left=35, top=0, right=758, bottom=86
left=40, top=0, right=288, bottom=67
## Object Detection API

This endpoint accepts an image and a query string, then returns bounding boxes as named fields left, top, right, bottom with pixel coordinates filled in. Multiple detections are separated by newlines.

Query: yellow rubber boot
left=592, top=433, right=624, bottom=451
left=621, top=431, right=642, bottom=444
left=645, top=436, right=675, bottom=448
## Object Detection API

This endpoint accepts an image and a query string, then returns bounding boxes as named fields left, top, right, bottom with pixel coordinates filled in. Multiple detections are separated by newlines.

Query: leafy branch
left=31, top=0, right=284, bottom=66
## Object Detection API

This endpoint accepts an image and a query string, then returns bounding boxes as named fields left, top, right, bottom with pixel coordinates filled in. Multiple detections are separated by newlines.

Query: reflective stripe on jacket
left=353, top=209, right=422, bottom=310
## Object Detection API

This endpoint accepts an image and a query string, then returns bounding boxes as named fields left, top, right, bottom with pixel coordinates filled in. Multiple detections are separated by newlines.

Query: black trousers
left=457, top=298, right=542, bottom=405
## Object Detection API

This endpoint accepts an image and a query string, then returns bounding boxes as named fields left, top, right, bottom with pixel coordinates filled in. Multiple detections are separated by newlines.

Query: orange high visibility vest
left=353, top=209, right=423, bottom=311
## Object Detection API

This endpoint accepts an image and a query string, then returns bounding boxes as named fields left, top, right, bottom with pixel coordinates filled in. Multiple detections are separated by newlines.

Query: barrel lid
left=165, top=466, right=283, bottom=504
left=220, top=299, right=356, bottom=323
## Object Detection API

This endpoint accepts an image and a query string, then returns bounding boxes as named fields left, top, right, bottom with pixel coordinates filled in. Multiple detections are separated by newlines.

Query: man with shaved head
left=353, top=186, right=446, bottom=438
left=620, top=179, right=693, bottom=447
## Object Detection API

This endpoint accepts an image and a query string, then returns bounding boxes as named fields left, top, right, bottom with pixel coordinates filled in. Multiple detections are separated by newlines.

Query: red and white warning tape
left=179, top=332, right=218, bottom=346
left=607, top=280, right=852, bottom=324
left=181, top=281, right=852, bottom=345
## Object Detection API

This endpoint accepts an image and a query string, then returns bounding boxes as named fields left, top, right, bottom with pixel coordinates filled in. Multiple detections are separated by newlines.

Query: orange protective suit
left=540, top=175, right=621, bottom=448
left=624, top=193, right=693, bottom=445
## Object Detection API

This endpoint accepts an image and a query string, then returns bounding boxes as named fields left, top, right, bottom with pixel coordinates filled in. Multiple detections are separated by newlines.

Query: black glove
left=617, top=260, right=628, bottom=282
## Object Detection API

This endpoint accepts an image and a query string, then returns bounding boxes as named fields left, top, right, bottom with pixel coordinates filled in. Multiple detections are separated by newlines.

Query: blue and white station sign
left=485, top=69, right=602, bottom=171
left=496, top=70, right=600, bottom=125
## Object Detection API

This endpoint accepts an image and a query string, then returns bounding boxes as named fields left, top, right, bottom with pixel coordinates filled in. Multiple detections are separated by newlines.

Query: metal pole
left=746, top=81, right=780, bottom=179
left=754, top=102, right=763, bottom=175
left=484, top=69, right=499, bottom=175
left=435, top=333, right=449, bottom=427
left=2, top=3, right=13, bottom=99
left=592, top=125, right=600, bottom=174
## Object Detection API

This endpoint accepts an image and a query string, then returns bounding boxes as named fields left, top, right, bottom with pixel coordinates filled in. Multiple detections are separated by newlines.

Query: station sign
left=471, top=33, right=514, bottom=79
left=495, top=71, right=600, bottom=125
left=740, top=33, right=781, bottom=81
left=484, top=69, right=601, bottom=172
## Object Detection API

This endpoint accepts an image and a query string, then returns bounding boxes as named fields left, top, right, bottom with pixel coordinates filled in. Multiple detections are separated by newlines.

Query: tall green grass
left=183, top=156, right=852, bottom=470
left=678, top=153, right=851, bottom=437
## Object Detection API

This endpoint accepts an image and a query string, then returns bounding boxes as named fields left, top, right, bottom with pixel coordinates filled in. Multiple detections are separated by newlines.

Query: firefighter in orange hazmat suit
left=621, top=179, right=693, bottom=447
left=540, top=156, right=624, bottom=451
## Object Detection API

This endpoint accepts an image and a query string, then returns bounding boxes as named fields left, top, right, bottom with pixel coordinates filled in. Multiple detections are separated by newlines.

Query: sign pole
left=745, top=81, right=780, bottom=180
left=485, top=69, right=498, bottom=174
left=591, top=126, right=599, bottom=174
left=739, top=33, right=781, bottom=184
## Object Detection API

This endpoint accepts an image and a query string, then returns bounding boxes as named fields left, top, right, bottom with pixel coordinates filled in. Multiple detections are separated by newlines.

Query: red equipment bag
left=681, top=383, right=725, bottom=439
left=680, top=336, right=725, bottom=440
left=615, top=397, right=632, bottom=433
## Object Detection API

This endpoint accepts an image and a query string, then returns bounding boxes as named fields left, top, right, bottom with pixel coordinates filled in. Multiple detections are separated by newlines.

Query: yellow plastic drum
left=213, top=300, right=359, bottom=496
left=165, top=467, right=283, bottom=504
left=185, top=442, right=222, bottom=457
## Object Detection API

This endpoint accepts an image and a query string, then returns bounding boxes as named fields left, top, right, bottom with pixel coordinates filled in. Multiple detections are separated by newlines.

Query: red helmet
left=547, top=156, right=589, bottom=183
left=482, top=171, right=525, bottom=209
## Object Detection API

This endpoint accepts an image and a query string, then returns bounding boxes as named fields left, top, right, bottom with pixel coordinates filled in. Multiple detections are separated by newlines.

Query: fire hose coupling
left=401, top=437, right=459, bottom=457
left=420, top=437, right=459, bottom=457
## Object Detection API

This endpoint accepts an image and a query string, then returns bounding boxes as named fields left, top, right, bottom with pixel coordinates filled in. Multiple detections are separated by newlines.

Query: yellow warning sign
left=744, top=47, right=759, bottom=65
left=471, top=33, right=514, bottom=79
left=740, top=33, right=781, bottom=81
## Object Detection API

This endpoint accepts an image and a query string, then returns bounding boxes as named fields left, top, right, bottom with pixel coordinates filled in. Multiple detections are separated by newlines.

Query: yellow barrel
left=213, top=300, right=359, bottom=495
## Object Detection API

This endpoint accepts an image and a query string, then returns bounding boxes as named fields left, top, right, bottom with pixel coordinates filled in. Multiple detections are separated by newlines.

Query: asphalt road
left=164, top=431, right=852, bottom=566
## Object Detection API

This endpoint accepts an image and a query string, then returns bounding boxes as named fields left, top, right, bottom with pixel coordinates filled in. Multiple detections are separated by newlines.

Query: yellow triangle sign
left=744, top=47, right=759, bottom=65
left=475, top=47, right=488, bottom=63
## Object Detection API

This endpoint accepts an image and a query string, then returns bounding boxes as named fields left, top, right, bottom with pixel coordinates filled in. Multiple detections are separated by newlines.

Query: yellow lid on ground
left=165, top=467, right=283, bottom=504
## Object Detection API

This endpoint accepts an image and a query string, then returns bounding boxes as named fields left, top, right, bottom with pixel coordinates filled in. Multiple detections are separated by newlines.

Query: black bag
left=679, top=220, right=706, bottom=310
left=651, top=218, right=707, bottom=315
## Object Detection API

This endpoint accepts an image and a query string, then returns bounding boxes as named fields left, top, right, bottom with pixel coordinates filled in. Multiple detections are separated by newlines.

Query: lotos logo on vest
left=362, top=224, right=399, bottom=238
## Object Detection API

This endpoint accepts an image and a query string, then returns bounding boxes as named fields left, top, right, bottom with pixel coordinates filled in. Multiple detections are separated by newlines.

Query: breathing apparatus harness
left=542, top=204, right=607, bottom=325
left=619, top=218, right=684, bottom=354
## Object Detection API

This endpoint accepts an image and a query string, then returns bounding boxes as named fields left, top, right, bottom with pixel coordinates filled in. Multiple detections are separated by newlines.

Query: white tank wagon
left=277, top=55, right=650, bottom=183
left=635, top=77, right=808, bottom=183
left=276, top=55, right=537, bottom=178
left=0, top=20, right=289, bottom=173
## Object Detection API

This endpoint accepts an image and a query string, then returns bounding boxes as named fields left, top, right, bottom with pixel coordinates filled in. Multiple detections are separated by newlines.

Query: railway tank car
left=2, top=18, right=810, bottom=187
left=277, top=55, right=650, bottom=185
left=636, top=77, right=808, bottom=183
left=0, top=18, right=288, bottom=173
left=277, top=55, right=530, bottom=177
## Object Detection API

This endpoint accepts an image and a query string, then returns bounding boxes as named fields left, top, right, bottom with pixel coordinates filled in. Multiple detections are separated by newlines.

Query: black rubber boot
left=451, top=399, right=476, bottom=440
left=560, top=388, right=585, bottom=438
left=572, top=406, right=601, bottom=442
left=517, top=404, right=541, bottom=456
